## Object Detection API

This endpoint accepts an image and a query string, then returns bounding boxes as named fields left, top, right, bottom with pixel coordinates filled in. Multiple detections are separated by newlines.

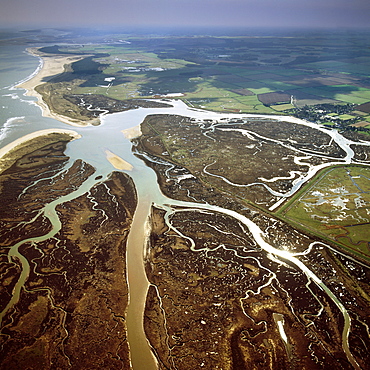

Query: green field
left=279, top=166, right=370, bottom=260
left=271, top=103, right=294, bottom=111
left=42, top=34, right=370, bottom=117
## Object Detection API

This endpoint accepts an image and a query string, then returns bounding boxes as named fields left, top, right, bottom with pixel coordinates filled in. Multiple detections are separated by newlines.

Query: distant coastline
left=16, top=48, right=94, bottom=127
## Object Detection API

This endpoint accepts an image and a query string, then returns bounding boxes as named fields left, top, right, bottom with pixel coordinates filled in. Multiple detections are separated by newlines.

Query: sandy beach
left=16, top=48, right=92, bottom=127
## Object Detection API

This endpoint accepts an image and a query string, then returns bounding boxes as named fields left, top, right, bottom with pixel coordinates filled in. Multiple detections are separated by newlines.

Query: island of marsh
left=134, top=114, right=349, bottom=207
left=133, top=114, right=370, bottom=369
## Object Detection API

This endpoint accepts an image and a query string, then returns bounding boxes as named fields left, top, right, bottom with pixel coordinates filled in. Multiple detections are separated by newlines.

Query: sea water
left=0, top=45, right=68, bottom=147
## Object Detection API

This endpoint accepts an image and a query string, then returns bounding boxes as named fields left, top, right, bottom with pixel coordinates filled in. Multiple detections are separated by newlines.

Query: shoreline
left=16, top=48, right=93, bottom=127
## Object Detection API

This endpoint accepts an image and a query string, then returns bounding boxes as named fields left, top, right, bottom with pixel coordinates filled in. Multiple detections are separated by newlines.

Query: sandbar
left=16, top=48, right=91, bottom=127
left=122, top=125, right=142, bottom=139
left=105, top=150, right=134, bottom=171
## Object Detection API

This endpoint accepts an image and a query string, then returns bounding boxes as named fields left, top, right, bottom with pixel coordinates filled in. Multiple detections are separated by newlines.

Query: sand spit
left=16, top=48, right=93, bottom=127
left=0, top=129, right=81, bottom=173
left=105, top=149, right=134, bottom=171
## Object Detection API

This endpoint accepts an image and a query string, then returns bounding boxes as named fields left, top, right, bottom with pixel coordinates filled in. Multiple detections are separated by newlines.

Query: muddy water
left=126, top=194, right=157, bottom=369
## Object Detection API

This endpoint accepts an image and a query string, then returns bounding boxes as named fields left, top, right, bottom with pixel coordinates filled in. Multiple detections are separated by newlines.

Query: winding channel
left=1, top=99, right=367, bottom=369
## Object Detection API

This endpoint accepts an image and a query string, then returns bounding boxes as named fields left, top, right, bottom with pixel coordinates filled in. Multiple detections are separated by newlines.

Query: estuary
left=1, top=44, right=369, bottom=369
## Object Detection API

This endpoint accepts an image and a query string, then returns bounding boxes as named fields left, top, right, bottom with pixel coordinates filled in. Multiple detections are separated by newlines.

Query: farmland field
left=35, top=31, right=370, bottom=124
left=280, top=166, right=370, bottom=260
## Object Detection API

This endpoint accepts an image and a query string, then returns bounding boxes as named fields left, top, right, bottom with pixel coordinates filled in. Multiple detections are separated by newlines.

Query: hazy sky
left=1, top=0, right=369, bottom=30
